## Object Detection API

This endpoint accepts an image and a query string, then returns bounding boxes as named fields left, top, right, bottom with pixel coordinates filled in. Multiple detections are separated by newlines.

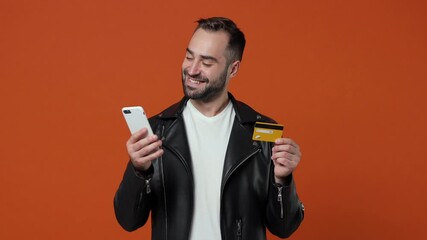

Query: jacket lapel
left=162, top=116, right=193, bottom=173
left=221, top=118, right=259, bottom=190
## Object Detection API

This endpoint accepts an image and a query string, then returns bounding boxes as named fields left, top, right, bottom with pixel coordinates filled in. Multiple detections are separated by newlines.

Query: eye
left=185, top=52, right=194, bottom=61
left=202, top=62, right=213, bottom=67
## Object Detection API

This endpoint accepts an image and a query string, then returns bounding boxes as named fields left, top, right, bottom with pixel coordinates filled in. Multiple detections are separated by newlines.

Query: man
left=114, top=17, right=304, bottom=240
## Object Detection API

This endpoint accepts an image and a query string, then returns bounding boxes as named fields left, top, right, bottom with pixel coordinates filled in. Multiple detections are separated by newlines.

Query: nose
left=186, top=60, right=201, bottom=76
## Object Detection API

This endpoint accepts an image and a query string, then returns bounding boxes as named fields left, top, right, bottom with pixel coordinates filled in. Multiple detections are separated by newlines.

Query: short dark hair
left=195, top=17, right=246, bottom=62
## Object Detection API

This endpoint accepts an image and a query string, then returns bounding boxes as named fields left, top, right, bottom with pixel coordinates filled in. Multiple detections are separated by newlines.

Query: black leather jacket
left=114, top=93, right=304, bottom=240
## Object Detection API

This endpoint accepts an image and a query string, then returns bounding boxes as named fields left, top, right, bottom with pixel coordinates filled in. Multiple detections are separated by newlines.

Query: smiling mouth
left=188, top=78, right=205, bottom=84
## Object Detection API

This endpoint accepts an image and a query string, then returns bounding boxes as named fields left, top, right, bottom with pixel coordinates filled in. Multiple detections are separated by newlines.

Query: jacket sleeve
left=265, top=173, right=305, bottom=238
left=113, top=161, right=153, bottom=231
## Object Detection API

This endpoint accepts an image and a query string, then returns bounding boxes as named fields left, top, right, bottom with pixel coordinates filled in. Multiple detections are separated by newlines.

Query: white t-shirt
left=183, top=100, right=235, bottom=240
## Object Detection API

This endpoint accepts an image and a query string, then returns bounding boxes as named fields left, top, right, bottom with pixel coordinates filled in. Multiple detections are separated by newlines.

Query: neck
left=189, top=92, right=230, bottom=117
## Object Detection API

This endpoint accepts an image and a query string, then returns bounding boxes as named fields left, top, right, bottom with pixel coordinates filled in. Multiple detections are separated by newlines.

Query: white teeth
left=189, top=78, right=201, bottom=84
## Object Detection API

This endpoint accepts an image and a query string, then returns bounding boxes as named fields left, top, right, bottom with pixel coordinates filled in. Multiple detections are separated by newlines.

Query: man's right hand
left=126, top=128, right=164, bottom=171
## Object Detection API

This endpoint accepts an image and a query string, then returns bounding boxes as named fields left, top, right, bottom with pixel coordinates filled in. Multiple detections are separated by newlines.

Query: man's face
left=182, top=29, right=231, bottom=102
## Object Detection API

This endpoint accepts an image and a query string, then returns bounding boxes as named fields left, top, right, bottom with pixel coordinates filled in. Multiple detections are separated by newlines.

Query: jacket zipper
left=236, top=219, right=242, bottom=240
left=220, top=147, right=261, bottom=239
left=160, top=121, right=199, bottom=239
left=277, top=185, right=284, bottom=219
left=145, top=178, right=151, bottom=194
left=159, top=124, right=168, bottom=240
left=160, top=144, right=194, bottom=240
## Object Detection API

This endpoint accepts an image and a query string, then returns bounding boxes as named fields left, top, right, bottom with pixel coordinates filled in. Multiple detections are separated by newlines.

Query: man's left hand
left=271, top=138, right=302, bottom=185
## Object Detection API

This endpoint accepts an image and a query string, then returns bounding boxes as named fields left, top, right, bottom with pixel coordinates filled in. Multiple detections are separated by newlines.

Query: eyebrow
left=186, top=48, right=218, bottom=62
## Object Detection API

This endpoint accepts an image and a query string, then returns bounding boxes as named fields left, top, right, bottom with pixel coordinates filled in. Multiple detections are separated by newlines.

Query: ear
left=228, top=60, right=240, bottom=78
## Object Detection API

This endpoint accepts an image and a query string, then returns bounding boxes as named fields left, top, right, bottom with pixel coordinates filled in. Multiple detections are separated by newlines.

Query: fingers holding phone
left=126, top=128, right=163, bottom=171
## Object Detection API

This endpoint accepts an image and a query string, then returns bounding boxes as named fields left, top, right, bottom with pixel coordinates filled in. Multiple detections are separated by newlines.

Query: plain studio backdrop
left=0, top=0, right=426, bottom=239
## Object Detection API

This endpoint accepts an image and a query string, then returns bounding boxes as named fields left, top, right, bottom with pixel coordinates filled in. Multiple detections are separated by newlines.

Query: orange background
left=1, top=0, right=426, bottom=239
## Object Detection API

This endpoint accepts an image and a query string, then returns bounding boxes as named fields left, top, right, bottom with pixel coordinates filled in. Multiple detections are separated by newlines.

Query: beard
left=181, top=67, right=228, bottom=102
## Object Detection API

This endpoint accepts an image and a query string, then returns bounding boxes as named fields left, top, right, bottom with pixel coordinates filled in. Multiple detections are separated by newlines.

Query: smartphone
left=122, top=106, right=154, bottom=135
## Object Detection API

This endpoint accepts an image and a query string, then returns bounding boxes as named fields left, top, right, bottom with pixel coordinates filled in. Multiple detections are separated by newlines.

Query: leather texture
left=114, top=93, right=304, bottom=240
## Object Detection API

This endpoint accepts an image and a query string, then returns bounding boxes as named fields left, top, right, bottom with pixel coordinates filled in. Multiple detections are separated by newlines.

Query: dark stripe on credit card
left=254, top=123, right=284, bottom=130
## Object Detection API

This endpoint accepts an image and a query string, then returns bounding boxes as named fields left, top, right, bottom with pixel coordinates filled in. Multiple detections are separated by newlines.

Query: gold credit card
left=252, top=122, right=284, bottom=142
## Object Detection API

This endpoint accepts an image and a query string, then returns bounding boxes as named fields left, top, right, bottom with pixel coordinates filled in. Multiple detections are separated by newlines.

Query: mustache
left=183, top=70, right=206, bottom=81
